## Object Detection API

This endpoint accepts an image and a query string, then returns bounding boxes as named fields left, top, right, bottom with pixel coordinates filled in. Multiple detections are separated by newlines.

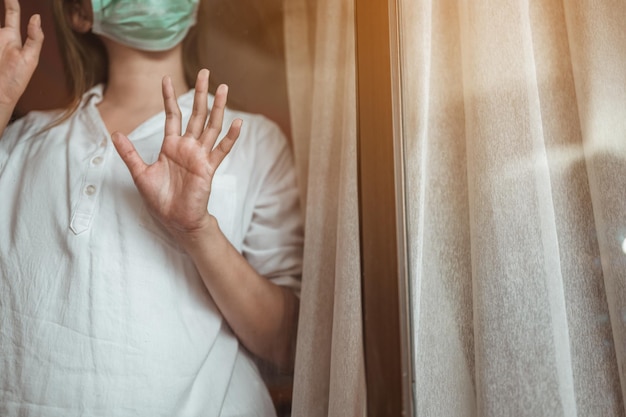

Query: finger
left=185, top=69, right=210, bottom=139
left=111, top=132, right=148, bottom=180
left=201, top=83, right=228, bottom=150
left=162, top=76, right=182, bottom=137
left=3, top=0, right=21, bottom=32
left=208, top=119, right=242, bottom=170
left=23, top=14, right=44, bottom=62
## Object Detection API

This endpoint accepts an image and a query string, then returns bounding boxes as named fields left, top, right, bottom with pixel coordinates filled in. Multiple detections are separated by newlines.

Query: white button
left=622, top=238, right=626, bottom=255
left=85, top=185, right=97, bottom=196
left=100, top=138, right=107, bottom=148
left=92, top=156, right=104, bottom=165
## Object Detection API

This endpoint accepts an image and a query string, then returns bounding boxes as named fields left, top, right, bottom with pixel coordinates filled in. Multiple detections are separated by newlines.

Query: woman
left=0, top=0, right=303, bottom=415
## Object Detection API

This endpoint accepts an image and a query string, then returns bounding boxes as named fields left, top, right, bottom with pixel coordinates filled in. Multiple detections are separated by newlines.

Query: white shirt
left=0, top=86, right=303, bottom=416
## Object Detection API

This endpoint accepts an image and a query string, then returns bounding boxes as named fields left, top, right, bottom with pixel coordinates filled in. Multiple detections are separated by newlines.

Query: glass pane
left=395, top=1, right=626, bottom=415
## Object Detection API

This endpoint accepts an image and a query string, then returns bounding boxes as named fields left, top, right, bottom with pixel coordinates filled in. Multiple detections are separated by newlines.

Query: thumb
left=23, top=14, right=44, bottom=63
left=111, top=132, right=147, bottom=180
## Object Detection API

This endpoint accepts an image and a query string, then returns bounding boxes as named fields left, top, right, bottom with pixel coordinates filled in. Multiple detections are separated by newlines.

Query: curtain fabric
left=400, top=0, right=626, bottom=416
left=283, top=0, right=367, bottom=416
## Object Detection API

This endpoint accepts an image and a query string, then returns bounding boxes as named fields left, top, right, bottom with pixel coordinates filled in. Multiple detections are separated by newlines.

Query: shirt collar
left=78, top=84, right=202, bottom=141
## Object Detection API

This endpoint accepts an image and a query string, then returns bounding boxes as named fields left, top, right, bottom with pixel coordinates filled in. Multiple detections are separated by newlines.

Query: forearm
left=0, top=102, right=15, bottom=138
left=178, top=215, right=300, bottom=371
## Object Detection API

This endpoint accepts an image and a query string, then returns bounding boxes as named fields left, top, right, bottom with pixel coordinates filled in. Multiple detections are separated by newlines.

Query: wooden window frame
left=355, top=0, right=413, bottom=415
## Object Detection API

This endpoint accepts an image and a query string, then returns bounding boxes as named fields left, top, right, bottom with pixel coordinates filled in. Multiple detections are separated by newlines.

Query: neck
left=96, top=40, right=190, bottom=134
left=100, top=41, right=189, bottom=111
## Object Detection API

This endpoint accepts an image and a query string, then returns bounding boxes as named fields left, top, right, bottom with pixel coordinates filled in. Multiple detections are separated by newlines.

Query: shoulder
left=224, top=107, right=290, bottom=160
left=215, top=107, right=298, bottom=199
left=7, top=109, right=63, bottom=131
left=1, top=109, right=63, bottom=150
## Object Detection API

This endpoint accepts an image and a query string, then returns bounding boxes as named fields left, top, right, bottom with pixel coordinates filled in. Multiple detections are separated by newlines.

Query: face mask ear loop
left=190, top=2, right=199, bottom=27
left=90, top=0, right=104, bottom=35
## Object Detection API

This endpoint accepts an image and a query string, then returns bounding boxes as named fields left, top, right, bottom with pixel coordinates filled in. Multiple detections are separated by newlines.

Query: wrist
left=174, top=214, right=224, bottom=256
left=0, top=101, right=16, bottom=118
left=0, top=103, right=16, bottom=136
left=0, top=94, right=19, bottom=113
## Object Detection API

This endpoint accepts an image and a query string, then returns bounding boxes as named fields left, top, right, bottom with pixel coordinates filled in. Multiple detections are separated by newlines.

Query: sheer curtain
left=400, top=0, right=626, bottom=415
left=284, top=0, right=625, bottom=415
left=283, top=1, right=366, bottom=416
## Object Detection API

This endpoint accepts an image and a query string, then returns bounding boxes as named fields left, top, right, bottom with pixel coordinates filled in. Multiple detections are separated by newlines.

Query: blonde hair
left=51, top=0, right=203, bottom=125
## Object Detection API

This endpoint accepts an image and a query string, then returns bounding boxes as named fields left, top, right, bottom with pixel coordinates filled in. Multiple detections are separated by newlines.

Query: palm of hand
left=0, top=1, right=43, bottom=107
left=135, top=134, right=217, bottom=233
left=112, top=70, right=242, bottom=237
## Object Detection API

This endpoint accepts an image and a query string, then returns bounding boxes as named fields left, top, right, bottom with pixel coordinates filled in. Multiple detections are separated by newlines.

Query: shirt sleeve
left=241, top=121, right=304, bottom=297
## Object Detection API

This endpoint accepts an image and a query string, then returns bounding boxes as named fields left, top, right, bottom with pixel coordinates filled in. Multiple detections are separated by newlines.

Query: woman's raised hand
left=111, top=69, right=242, bottom=243
left=0, top=0, right=43, bottom=118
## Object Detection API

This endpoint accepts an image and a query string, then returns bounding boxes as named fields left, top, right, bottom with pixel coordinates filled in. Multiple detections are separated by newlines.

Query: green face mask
left=91, top=0, right=200, bottom=52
